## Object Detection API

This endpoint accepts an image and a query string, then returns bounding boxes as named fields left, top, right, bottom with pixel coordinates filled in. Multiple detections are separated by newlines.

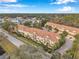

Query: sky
left=0, top=0, right=78, bottom=13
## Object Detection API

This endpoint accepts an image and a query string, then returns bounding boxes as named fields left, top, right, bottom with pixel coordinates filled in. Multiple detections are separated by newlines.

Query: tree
left=33, top=20, right=42, bottom=28
left=24, top=21, right=32, bottom=27
left=41, top=19, right=48, bottom=27
left=74, top=34, right=79, bottom=40
left=51, top=52, right=61, bottom=59
left=45, top=25, right=52, bottom=31
left=58, top=31, right=67, bottom=47
left=2, top=20, right=10, bottom=30
left=61, top=31, right=68, bottom=37
left=54, top=28, right=59, bottom=33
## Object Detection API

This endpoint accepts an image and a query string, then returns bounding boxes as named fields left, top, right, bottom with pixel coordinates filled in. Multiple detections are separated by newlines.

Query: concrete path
left=0, top=28, right=24, bottom=48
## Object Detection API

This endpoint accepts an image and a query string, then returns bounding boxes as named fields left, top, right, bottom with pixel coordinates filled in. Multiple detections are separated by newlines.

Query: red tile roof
left=17, top=25, right=59, bottom=43
left=46, top=22, right=79, bottom=34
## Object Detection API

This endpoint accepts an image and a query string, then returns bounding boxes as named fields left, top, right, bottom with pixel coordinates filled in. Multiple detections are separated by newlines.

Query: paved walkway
left=0, top=28, right=24, bottom=48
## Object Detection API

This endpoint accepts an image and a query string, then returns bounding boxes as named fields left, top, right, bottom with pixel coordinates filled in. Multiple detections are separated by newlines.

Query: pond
left=0, top=46, right=8, bottom=59
left=0, top=46, right=5, bottom=55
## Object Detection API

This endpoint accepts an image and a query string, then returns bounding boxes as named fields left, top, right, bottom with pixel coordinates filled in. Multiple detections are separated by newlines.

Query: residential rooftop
left=46, top=22, right=79, bottom=35
left=16, top=25, right=60, bottom=43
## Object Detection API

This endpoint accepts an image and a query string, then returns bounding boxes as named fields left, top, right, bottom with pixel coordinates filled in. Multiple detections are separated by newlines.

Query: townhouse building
left=15, top=25, right=60, bottom=48
left=45, top=22, right=79, bottom=36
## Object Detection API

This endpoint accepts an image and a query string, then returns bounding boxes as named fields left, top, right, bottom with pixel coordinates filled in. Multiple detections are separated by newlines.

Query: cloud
left=0, top=9, right=14, bottom=13
left=0, top=4, right=36, bottom=13
left=0, top=8, right=25, bottom=13
left=3, top=4, right=30, bottom=8
left=56, top=6, right=75, bottom=13
left=0, top=7, right=25, bottom=13
left=0, top=4, right=35, bottom=8
left=50, top=0, right=76, bottom=4
left=0, top=0, right=16, bottom=2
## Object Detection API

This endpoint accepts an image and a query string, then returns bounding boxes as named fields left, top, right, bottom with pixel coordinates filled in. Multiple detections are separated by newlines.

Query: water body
left=0, top=53, right=9, bottom=59
left=0, top=46, right=7, bottom=59
left=0, top=47, right=5, bottom=55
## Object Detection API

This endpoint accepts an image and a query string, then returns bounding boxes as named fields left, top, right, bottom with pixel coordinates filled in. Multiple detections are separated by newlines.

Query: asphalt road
left=56, top=36, right=75, bottom=55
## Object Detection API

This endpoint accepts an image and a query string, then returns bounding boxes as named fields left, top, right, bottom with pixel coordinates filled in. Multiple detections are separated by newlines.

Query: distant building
left=3, top=17, right=20, bottom=24
left=0, top=18, right=5, bottom=23
left=45, top=22, right=79, bottom=36
left=15, top=25, right=60, bottom=48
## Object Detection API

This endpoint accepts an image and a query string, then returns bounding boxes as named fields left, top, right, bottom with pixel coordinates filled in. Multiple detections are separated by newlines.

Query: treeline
left=49, top=14, right=79, bottom=28
left=1, top=14, right=79, bottom=28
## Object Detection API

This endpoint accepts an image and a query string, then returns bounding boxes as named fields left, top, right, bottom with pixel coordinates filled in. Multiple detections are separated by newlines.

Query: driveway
left=56, top=35, right=75, bottom=55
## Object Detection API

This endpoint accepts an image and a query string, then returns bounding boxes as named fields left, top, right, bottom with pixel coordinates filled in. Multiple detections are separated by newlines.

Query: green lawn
left=0, top=36, right=17, bottom=54
left=11, top=32, right=56, bottom=53
left=11, top=32, right=41, bottom=48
